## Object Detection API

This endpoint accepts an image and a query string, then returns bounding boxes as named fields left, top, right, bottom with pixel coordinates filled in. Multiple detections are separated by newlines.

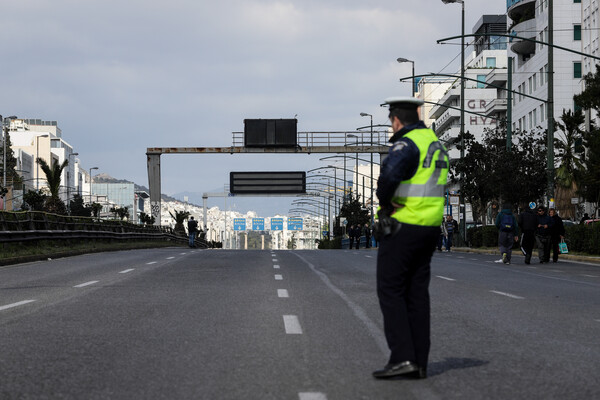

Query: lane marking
left=166, top=257, right=175, bottom=260
left=146, top=261, right=157, bottom=265
left=273, top=259, right=278, bottom=262
left=278, top=289, right=289, bottom=298
left=365, top=255, right=373, bottom=258
left=470, top=258, right=479, bottom=261
left=180, top=252, right=187, bottom=255
left=0, top=300, right=36, bottom=311
left=273, top=264, right=280, bottom=269
left=299, top=393, right=327, bottom=400
left=283, top=315, right=303, bottom=334
left=582, top=274, right=599, bottom=278
left=436, top=275, right=456, bottom=281
left=457, top=256, right=465, bottom=259
left=274, top=274, right=283, bottom=280
left=490, top=290, right=524, bottom=299
left=119, top=269, right=135, bottom=274
left=74, top=281, right=99, bottom=288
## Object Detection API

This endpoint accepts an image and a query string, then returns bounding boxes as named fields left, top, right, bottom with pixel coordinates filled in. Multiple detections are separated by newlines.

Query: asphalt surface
left=1, top=247, right=599, bottom=399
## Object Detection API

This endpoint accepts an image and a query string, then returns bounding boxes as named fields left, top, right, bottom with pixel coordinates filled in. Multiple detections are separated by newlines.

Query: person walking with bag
left=535, top=206, right=554, bottom=263
left=549, top=208, right=565, bottom=263
left=495, top=204, right=519, bottom=264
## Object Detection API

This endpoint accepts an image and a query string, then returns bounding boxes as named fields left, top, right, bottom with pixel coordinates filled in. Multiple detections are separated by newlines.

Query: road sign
left=271, top=218, right=284, bottom=231
left=230, top=171, right=306, bottom=195
left=233, top=218, right=246, bottom=231
left=287, top=217, right=303, bottom=231
left=529, top=202, right=536, bottom=209
left=252, top=218, right=265, bottom=230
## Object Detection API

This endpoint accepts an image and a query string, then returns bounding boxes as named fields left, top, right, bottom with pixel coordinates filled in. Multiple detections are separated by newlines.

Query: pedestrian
left=444, top=215, right=458, bottom=251
left=494, top=204, right=519, bottom=264
left=187, top=216, right=198, bottom=248
left=438, top=216, right=448, bottom=251
left=518, top=204, right=538, bottom=264
left=579, top=213, right=590, bottom=225
left=364, top=223, right=372, bottom=249
left=348, top=225, right=355, bottom=249
left=372, top=97, right=449, bottom=380
left=549, top=208, right=565, bottom=263
left=352, top=224, right=362, bottom=249
left=535, top=206, right=553, bottom=263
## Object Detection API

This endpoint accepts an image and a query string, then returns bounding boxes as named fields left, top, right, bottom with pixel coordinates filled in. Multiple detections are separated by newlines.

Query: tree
left=90, top=202, right=103, bottom=217
left=0, top=127, right=21, bottom=198
left=169, top=210, right=190, bottom=234
left=139, top=212, right=156, bottom=225
left=36, top=157, right=68, bottom=214
left=70, top=194, right=92, bottom=217
left=554, top=109, right=585, bottom=218
left=338, top=193, right=369, bottom=229
left=21, top=189, right=47, bottom=211
left=110, top=206, right=130, bottom=220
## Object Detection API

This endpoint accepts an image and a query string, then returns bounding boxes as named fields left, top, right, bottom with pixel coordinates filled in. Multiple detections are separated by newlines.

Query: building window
left=486, top=57, right=496, bottom=68
left=574, top=25, right=582, bottom=40
left=540, top=105, right=545, bottom=122
left=574, top=0, right=581, bottom=3
left=574, top=100, right=582, bottom=112
left=574, top=62, right=582, bottom=78
left=533, top=73, right=537, bottom=91
left=533, top=109, right=537, bottom=126
left=529, top=112, right=533, bottom=130
left=539, top=67, right=544, bottom=86
left=529, top=77, right=533, bottom=94
left=476, top=75, right=486, bottom=88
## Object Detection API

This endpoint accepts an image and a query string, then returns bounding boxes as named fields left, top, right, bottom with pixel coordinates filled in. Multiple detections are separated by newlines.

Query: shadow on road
left=428, top=357, right=489, bottom=377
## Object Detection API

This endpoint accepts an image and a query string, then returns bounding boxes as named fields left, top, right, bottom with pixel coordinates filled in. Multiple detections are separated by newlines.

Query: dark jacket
left=495, top=208, right=519, bottom=235
left=518, top=209, right=537, bottom=232
left=536, top=213, right=553, bottom=236
left=550, top=215, right=565, bottom=238
left=188, top=219, right=198, bottom=233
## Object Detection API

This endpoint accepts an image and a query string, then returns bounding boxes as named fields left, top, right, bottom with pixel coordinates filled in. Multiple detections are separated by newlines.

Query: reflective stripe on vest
left=391, top=128, right=449, bottom=227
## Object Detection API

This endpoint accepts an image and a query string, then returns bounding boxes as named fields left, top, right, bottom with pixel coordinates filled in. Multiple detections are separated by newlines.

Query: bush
left=317, top=238, right=341, bottom=249
left=467, top=225, right=498, bottom=248
left=564, top=223, right=600, bottom=255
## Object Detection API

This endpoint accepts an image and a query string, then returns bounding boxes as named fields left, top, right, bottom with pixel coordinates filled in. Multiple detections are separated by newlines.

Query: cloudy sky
left=2, top=0, right=506, bottom=215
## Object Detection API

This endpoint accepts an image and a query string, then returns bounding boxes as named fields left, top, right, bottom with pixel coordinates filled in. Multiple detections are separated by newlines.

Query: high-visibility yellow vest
left=390, top=128, right=449, bottom=227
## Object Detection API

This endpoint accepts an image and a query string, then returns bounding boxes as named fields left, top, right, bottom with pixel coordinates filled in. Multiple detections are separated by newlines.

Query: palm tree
left=554, top=110, right=585, bottom=219
left=36, top=157, right=68, bottom=214
left=169, top=210, right=190, bottom=234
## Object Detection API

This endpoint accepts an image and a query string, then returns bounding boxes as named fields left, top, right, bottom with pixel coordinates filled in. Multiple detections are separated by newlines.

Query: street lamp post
left=441, top=0, right=466, bottom=242
left=347, top=134, right=360, bottom=204
left=396, top=58, right=415, bottom=96
left=360, top=113, right=374, bottom=226
left=89, top=167, right=98, bottom=204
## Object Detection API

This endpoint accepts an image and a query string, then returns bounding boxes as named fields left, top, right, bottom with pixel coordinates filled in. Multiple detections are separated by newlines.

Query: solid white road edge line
left=0, top=300, right=36, bottom=311
left=283, top=315, right=303, bottom=334
left=74, top=281, right=99, bottom=288
left=278, top=289, right=289, bottom=298
left=490, top=290, right=524, bottom=299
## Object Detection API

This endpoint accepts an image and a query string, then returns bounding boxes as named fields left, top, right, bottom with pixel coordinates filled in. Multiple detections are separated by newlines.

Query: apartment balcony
left=429, top=87, right=460, bottom=120
left=486, top=98, right=507, bottom=115
left=486, top=69, right=507, bottom=88
left=510, top=18, right=536, bottom=56
left=507, top=0, right=535, bottom=23
left=433, top=108, right=460, bottom=133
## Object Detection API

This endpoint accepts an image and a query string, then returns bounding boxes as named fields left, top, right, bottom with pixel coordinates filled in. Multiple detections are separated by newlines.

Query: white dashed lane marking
left=0, top=300, right=36, bottom=311
left=436, top=275, right=456, bottom=281
left=146, top=261, right=157, bottom=265
left=273, top=264, right=280, bottom=269
left=73, top=281, right=99, bottom=288
left=283, top=315, right=303, bottom=334
left=490, top=290, right=524, bottom=299
left=299, top=393, right=327, bottom=400
left=166, top=257, right=175, bottom=260
left=274, top=274, right=283, bottom=280
left=119, top=269, right=135, bottom=274
left=582, top=274, right=598, bottom=278
left=278, top=289, right=289, bottom=298
left=273, top=259, right=278, bottom=262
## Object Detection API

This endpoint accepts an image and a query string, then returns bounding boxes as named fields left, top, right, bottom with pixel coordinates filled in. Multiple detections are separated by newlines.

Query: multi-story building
left=581, top=0, right=600, bottom=126
left=429, top=15, right=508, bottom=159
left=508, top=0, right=582, bottom=132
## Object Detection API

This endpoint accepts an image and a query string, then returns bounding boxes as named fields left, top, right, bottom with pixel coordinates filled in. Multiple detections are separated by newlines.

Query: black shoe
left=373, top=361, right=424, bottom=379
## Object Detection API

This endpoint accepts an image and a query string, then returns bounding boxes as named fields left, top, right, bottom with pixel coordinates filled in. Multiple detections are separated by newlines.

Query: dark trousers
left=349, top=237, right=354, bottom=249
left=551, top=235, right=561, bottom=262
left=376, top=223, right=438, bottom=368
left=521, top=231, right=535, bottom=264
left=535, top=234, right=551, bottom=262
left=365, top=235, right=371, bottom=248
left=445, top=232, right=453, bottom=250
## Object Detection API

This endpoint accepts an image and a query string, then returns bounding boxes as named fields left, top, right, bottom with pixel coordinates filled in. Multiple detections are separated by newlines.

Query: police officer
left=372, top=97, right=449, bottom=379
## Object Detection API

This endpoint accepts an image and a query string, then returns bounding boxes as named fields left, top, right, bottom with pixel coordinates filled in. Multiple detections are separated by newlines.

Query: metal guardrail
left=0, top=211, right=208, bottom=248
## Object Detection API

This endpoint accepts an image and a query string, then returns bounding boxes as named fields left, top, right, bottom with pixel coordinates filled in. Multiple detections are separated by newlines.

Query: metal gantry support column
left=146, top=153, right=161, bottom=225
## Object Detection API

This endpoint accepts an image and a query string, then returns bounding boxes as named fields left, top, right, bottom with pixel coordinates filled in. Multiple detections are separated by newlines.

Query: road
left=1, top=247, right=599, bottom=399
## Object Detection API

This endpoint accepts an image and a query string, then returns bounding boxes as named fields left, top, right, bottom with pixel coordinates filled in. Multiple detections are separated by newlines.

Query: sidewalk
left=451, top=247, right=600, bottom=265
